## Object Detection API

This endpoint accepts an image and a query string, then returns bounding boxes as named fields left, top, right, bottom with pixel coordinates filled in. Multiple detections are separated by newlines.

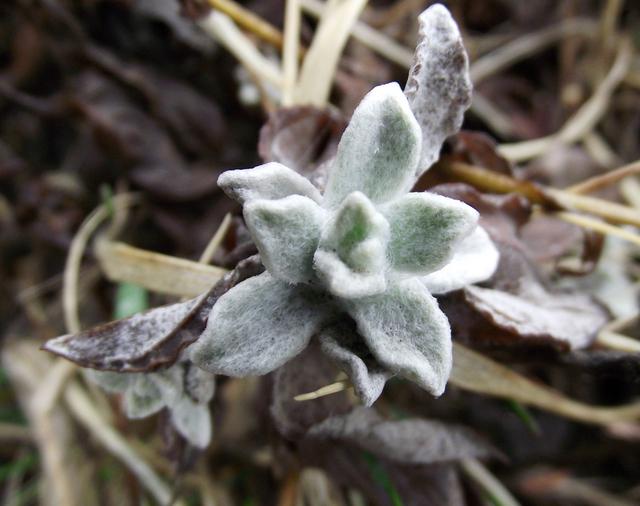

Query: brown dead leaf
left=306, top=407, right=500, bottom=465
left=43, top=256, right=263, bottom=371
left=270, top=343, right=352, bottom=440
left=448, top=131, right=513, bottom=175
left=258, top=106, right=347, bottom=188
left=432, top=183, right=609, bottom=350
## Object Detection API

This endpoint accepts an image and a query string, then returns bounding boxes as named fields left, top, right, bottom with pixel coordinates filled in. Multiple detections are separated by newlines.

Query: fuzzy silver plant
left=86, top=359, right=215, bottom=448
left=189, top=5, right=499, bottom=405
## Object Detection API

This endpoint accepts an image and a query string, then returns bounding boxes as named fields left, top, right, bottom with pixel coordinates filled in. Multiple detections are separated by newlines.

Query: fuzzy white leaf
left=170, top=396, right=212, bottom=449
left=124, top=375, right=165, bottom=419
left=43, top=294, right=205, bottom=371
left=421, top=226, right=499, bottom=294
left=218, top=162, right=322, bottom=205
left=185, top=364, right=215, bottom=404
left=314, top=192, right=389, bottom=298
left=84, top=370, right=132, bottom=393
left=149, top=367, right=183, bottom=405
left=319, top=323, right=391, bottom=406
left=244, top=195, right=326, bottom=284
left=382, top=192, right=478, bottom=275
left=347, top=279, right=452, bottom=396
left=190, top=272, right=335, bottom=376
left=404, top=4, right=472, bottom=175
left=323, top=83, right=421, bottom=207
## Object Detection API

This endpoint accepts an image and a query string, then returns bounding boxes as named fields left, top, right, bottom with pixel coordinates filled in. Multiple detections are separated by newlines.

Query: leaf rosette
left=44, top=5, right=499, bottom=414
left=87, top=358, right=215, bottom=448
left=191, top=6, right=499, bottom=404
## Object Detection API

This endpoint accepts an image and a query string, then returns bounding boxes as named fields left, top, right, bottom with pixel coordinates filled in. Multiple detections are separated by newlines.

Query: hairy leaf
left=43, top=256, right=263, bottom=371
left=298, top=409, right=488, bottom=506
left=124, top=375, right=165, bottom=419
left=190, top=272, right=336, bottom=376
left=404, top=5, right=472, bottom=175
left=323, top=83, right=421, bottom=207
left=347, top=279, right=451, bottom=396
left=307, top=408, right=498, bottom=464
left=170, top=397, right=212, bottom=449
left=244, top=195, right=326, bottom=284
left=382, top=192, right=478, bottom=275
left=319, top=322, right=391, bottom=407
left=421, top=226, right=499, bottom=294
left=315, top=191, right=389, bottom=298
left=218, top=162, right=322, bottom=205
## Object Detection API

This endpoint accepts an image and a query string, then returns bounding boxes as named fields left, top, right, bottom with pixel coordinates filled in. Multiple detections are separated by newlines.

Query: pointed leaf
left=319, top=322, right=391, bottom=406
left=307, top=408, right=499, bottom=464
left=314, top=192, right=389, bottom=298
left=244, top=195, right=326, bottom=284
left=170, top=397, right=212, bottom=449
left=382, top=192, right=478, bottom=275
left=84, top=370, right=132, bottom=393
left=42, top=256, right=263, bottom=372
left=184, top=363, right=215, bottom=404
left=218, top=162, right=322, bottom=205
left=404, top=4, right=472, bottom=175
left=323, top=83, right=421, bottom=207
left=149, top=367, right=183, bottom=405
left=421, top=226, right=499, bottom=294
left=190, top=272, right=335, bottom=376
left=348, top=279, right=451, bottom=396
left=124, top=375, right=165, bottom=419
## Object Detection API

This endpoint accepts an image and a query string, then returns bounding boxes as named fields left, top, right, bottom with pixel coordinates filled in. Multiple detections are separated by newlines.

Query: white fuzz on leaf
left=421, top=226, right=499, bottom=294
left=346, top=279, right=452, bottom=396
left=404, top=4, right=473, bottom=176
left=86, top=360, right=215, bottom=448
left=244, top=195, right=326, bottom=284
left=190, top=271, right=336, bottom=376
left=48, top=4, right=497, bottom=420
left=382, top=192, right=478, bottom=275
left=218, top=162, right=322, bottom=204
left=192, top=4, right=498, bottom=403
left=322, top=83, right=421, bottom=208
left=314, top=191, right=389, bottom=298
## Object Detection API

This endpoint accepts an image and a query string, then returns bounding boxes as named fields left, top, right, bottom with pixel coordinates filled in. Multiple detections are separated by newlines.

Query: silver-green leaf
left=190, top=272, right=336, bottom=376
left=382, top=192, right=478, bottom=275
left=347, top=279, right=452, bottom=396
left=244, top=195, right=326, bottom=284
left=323, top=83, right=421, bottom=208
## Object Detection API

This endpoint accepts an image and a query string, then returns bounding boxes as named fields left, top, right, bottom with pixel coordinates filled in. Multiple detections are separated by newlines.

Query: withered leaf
left=448, top=131, right=513, bottom=175
left=306, top=407, right=499, bottom=465
left=135, top=0, right=215, bottom=52
left=270, top=343, right=352, bottom=440
left=431, top=183, right=609, bottom=350
left=404, top=5, right=473, bottom=176
left=463, top=280, right=609, bottom=351
left=43, top=256, right=263, bottom=372
left=258, top=106, right=347, bottom=189
left=299, top=442, right=467, bottom=506
left=68, top=72, right=186, bottom=167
